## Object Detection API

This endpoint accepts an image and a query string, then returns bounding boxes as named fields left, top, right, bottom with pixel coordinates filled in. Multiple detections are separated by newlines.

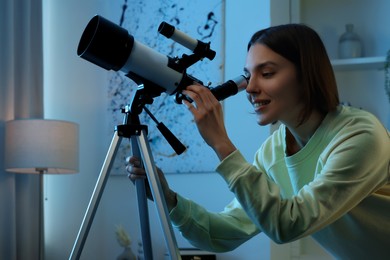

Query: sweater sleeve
left=169, top=191, right=259, bottom=252
left=216, top=116, right=390, bottom=243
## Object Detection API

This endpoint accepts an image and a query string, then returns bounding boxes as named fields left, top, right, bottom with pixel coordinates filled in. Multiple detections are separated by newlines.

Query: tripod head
left=118, top=84, right=186, bottom=155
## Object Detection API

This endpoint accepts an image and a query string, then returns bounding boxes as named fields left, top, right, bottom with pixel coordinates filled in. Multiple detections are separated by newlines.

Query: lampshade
left=5, top=119, right=79, bottom=174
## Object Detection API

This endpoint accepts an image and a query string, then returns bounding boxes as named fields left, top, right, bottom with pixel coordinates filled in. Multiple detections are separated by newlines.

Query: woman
left=127, top=24, right=390, bottom=258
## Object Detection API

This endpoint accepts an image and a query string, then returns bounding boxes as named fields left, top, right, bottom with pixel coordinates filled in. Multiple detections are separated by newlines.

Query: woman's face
left=244, top=43, right=303, bottom=126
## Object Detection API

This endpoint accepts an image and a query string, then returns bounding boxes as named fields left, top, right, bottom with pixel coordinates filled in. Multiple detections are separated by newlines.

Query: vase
left=117, top=246, right=136, bottom=260
left=338, top=24, right=363, bottom=59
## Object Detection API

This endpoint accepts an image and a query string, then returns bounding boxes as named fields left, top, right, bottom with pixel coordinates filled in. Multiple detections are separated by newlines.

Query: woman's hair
left=248, top=24, right=339, bottom=124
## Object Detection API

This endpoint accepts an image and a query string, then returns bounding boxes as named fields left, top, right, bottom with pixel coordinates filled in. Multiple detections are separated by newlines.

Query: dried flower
left=115, top=225, right=131, bottom=248
left=385, top=49, right=390, bottom=104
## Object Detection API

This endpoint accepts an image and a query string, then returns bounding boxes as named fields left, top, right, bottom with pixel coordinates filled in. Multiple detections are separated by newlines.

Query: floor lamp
left=4, top=119, right=79, bottom=260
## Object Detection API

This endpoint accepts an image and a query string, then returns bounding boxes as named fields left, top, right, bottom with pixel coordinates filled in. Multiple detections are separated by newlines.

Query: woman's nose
left=245, top=78, right=256, bottom=103
left=245, top=77, right=257, bottom=94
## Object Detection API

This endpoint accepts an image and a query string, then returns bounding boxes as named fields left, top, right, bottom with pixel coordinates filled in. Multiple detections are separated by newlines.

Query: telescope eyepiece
left=158, top=22, right=175, bottom=38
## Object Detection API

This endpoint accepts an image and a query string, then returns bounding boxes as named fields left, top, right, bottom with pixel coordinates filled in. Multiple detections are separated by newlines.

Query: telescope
left=77, top=15, right=247, bottom=102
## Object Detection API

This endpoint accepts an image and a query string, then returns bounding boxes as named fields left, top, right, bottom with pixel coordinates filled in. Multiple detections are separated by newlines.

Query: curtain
left=0, top=0, right=43, bottom=259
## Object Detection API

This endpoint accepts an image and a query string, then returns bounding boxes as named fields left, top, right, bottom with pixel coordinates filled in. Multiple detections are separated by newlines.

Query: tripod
left=69, top=86, right=185, bottom=260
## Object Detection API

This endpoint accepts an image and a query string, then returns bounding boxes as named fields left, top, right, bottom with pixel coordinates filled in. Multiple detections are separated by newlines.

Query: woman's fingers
left=126, top=156, right=146, bottom=181
left=128, top=156, right=141, bottom=167
left=183, top=85, right=217, bottom=108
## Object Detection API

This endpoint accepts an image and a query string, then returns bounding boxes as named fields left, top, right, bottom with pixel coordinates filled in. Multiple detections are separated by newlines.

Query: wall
left=42, top=0, right=112, bottom=259
left=43, top=0, right=272, bottom=260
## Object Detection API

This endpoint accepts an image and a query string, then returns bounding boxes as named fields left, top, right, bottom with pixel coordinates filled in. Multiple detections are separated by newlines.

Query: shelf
left=331, top=56, right=386, bottom=71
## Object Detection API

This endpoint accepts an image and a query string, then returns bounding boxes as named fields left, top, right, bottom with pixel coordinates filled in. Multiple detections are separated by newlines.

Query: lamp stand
left=69, top=88, right=181, bottom=260
left=37, top=168, right=46, bottom=260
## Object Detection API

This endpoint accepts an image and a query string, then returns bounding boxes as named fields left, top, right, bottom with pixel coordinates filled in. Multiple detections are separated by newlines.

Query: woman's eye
left=262, top=72, right=274, bottom=78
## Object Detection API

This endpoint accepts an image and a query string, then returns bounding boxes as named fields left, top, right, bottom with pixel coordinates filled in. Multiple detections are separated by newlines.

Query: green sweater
left=170, top=106, right=390, bottom=259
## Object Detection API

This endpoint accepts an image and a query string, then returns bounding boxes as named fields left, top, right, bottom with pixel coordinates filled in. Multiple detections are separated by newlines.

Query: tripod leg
left=131, top=137, right=154, bottom=260
left=136, top=129, right=181, bottom=260
left=69, top=133, right=122, bottom=260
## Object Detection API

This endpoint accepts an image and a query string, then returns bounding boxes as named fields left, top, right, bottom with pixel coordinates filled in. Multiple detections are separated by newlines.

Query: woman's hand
left=126, top=156, right=177, bottom=211
left=183, top=84, right=236, bottom=160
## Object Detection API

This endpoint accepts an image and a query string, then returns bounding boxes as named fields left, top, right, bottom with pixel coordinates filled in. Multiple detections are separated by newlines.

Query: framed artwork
left=107, top=0, right=225, bottom=174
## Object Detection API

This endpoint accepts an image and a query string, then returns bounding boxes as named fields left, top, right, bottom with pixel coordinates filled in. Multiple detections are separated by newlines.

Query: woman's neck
left=285, top=110, right=325, bottom=155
